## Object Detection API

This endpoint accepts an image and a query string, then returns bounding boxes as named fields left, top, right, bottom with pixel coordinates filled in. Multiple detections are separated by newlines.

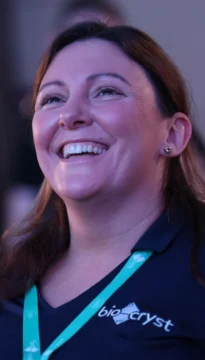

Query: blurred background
left=1, top=0, right=205, bottom=233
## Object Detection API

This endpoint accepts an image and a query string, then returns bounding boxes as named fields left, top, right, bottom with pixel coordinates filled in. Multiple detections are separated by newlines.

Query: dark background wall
left=0, top=1, right=11, bottom=232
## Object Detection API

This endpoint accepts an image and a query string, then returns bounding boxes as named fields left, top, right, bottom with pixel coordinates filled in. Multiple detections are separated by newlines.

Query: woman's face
left=33, top=39, right=168, bottom=202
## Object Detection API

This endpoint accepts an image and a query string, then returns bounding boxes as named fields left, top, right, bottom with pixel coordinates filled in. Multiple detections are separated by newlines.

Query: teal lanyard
left=23, top=250, right=152, bottom=359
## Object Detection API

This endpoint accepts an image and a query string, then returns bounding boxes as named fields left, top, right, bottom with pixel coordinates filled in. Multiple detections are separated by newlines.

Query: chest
left=40, top=255, right=129, bottom=307
left=1, top=275, right=204, bottom=360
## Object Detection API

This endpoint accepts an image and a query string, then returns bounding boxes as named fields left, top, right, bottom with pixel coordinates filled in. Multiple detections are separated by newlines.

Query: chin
left=55, top=182, right=103, bottom=202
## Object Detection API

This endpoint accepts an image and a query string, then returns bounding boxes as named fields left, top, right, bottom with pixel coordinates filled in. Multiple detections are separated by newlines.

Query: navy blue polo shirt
left=1, top=209, right=205, bottom=359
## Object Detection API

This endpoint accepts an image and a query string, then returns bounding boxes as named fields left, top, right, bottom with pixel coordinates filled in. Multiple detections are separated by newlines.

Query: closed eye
left=40, top=95, right=65, bottom=106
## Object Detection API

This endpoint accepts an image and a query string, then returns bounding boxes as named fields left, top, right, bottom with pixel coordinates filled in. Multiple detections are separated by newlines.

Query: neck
left=64, top=189, right=164, bottom=258
left=40, top=188, right=164, bottom=306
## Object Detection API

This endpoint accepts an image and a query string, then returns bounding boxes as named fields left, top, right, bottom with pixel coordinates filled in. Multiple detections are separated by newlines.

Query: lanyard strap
left=23, top=250, right=152, bottom=360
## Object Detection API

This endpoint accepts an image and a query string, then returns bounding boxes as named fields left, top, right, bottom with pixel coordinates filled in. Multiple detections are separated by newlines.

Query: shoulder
left=0, top=296, right=24, bottom=317
left=176, top=238, right=205, bottom=341
left=0, top=297, right=23, bottom=356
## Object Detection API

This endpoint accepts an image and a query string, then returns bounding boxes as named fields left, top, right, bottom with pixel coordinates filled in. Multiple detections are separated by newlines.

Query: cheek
left=94, top=102, right=140, bottom=138
left=32, top=112, right=57, bottom=150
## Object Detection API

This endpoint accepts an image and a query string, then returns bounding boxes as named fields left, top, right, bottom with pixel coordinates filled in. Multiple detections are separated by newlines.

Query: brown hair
left=1, top=22, right=205, bottom=300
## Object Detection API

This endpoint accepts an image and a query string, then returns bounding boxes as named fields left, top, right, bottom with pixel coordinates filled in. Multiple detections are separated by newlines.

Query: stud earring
left=164, top=146, right=172, bottom=154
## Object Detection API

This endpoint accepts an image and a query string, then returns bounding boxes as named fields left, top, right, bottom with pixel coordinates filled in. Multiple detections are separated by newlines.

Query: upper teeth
left=62, top=143, right=107, bottom=159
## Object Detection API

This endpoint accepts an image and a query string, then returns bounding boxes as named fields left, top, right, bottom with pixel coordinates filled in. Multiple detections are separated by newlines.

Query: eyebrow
left=38, top=72, right=131, bottom=94
left=38, top=80, right=66, bottom=94
left=86, top=72, right=131, bottom=86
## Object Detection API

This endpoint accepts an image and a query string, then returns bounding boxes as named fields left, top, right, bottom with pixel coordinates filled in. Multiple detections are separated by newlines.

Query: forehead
left=42, top=39, right=151, bottom=88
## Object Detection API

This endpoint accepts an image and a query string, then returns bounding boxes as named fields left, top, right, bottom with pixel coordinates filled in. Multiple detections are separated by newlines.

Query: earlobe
left=161, top=112, right=192, bottom=157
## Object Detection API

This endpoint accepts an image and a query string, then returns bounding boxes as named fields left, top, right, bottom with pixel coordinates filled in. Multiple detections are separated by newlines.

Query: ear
left=160, top=112, right=192, bottom=157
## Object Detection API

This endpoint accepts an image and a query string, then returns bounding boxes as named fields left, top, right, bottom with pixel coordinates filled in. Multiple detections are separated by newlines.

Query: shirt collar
left=131, top=208, right=186, bottom=253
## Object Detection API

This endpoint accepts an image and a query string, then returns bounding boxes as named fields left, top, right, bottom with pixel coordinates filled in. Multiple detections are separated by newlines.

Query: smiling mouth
left=60, top=142, right=108, bottom=159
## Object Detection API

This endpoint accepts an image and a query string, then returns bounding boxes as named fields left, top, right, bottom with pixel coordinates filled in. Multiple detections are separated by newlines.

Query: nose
left=58, top=102, right=93, bottom=130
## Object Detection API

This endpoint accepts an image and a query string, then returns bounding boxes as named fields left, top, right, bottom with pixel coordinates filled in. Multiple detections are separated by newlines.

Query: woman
left=0, top=22, right=205, bottom=359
